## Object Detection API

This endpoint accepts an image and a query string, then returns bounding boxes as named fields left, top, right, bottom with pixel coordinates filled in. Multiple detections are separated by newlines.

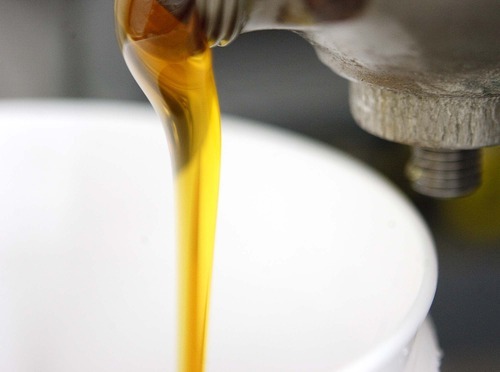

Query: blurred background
left=1, top=1, right=499, bottom=370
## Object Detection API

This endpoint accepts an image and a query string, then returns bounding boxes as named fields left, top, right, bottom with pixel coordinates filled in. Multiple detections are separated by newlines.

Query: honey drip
left=115, top=1, right=220, bottom=371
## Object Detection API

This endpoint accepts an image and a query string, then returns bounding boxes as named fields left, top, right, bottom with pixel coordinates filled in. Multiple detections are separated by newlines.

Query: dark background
left=1, top=1, right=499, bottom=370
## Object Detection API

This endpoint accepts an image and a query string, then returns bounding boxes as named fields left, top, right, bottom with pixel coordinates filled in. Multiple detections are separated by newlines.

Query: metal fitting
left=406, top=148, right=482, bottom=198
left=195, top=0, right=247, bottom=46
left=189, top=0, right=500, bottom=198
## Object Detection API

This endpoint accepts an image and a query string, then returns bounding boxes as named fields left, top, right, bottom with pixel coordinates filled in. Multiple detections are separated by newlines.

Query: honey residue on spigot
left=115, top=1, right=221, bottom=371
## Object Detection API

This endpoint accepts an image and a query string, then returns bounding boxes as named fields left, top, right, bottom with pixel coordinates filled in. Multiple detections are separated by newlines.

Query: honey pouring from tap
left=114, top=0, right=498, bottom=371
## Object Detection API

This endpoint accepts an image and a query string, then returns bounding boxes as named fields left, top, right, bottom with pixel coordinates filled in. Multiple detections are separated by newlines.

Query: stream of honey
left=115, top=1, right=220, bottom=371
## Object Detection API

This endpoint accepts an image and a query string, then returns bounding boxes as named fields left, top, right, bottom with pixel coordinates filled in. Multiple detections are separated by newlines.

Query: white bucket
left=0, top=101, right=439, bottom=372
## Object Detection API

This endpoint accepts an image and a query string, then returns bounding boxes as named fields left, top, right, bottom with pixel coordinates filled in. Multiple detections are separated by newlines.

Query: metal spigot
left=169, top=0, right=500, bottom=198
left=193, top=0, right=366, bottom=46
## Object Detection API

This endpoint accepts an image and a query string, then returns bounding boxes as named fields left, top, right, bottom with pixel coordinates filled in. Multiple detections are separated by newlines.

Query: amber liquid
left=115, top=1, right=220, bottom=371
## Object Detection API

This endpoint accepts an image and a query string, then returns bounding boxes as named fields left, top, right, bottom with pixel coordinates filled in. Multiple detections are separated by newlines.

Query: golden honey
left=115, top=1, right=220, bottom=371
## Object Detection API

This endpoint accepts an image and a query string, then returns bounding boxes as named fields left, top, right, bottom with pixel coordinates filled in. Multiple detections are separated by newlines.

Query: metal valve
left=166, top=0, right=500, bottom=198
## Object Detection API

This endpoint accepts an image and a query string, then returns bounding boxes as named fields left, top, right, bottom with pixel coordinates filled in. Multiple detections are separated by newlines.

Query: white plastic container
left=0, top=101, right=439, bottom=372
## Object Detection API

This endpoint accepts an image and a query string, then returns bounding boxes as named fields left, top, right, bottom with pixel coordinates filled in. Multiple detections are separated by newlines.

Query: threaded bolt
left=195, top=0, right=247, bottom=46
left=406, top=148, right=482, bottom=198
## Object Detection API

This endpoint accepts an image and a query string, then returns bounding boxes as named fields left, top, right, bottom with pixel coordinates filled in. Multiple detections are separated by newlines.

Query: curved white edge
left=403, top=318, right=442, bottom=372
